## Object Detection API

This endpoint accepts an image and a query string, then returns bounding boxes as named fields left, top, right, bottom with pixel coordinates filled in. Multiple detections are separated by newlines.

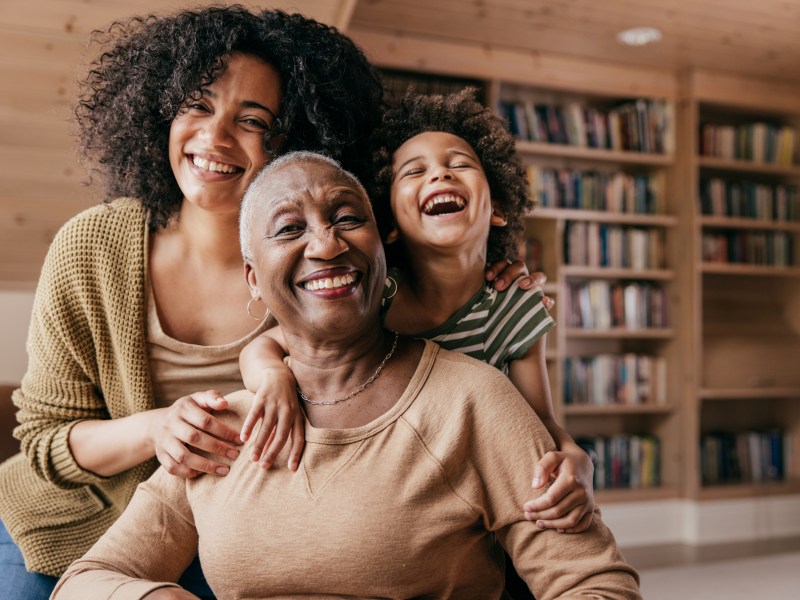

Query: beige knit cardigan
left=0, top=199, right=158, bottom=576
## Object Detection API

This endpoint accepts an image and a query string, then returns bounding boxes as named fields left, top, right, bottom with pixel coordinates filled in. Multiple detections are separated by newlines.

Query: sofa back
left=0, top=385, right=20, bottom=461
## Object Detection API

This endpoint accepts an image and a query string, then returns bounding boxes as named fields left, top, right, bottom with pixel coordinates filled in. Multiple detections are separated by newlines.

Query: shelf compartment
left=699, top=216, right=800, bottom=232
left=565, top=328, right=674, bottom=339
left=561, top=266, right=674, bottom=280
left=701, top=263, right=800, bottom=277
left=517, top=141, right=673, bottom=165
left=697, top=155, right=800, bottom=177
left=533, top=207, right=677, bottom=226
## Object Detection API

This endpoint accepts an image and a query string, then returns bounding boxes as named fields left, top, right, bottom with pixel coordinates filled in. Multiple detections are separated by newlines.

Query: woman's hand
left=240, top=363, right=305, bottom=471
left=148, top=390, right=243, bottom=478
left=523, top=447, right=595, bottom=533
left=485, top=260, right=554, bottom=310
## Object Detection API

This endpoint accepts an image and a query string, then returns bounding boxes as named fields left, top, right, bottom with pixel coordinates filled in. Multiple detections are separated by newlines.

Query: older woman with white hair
left=53, top=152, right=640, bottom=600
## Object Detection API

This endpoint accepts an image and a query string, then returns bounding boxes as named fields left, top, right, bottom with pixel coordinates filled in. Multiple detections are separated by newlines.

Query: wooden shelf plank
left=595, top=485, right=680, bottom=504
left=517, top=140, right=674, bottom=165
left=698, top=480, right=800, bottom=500
left=697, top=155, right=800, bottom=177
left=700, top=387, right=800, bottom=400
left=701, top=263, right=800, bottom=277
left=565, top=328, right=674, bottom=339
left=532, top=207, right=677, bottom=226
left=561, top=266, right=674, bottom=280
left=564, top=404, right=673, bottom=415
left=699, top=215, right=800, bottom=232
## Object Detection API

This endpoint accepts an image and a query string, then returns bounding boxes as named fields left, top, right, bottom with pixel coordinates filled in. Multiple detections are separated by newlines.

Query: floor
left=624, top=537, right=800, bottom=599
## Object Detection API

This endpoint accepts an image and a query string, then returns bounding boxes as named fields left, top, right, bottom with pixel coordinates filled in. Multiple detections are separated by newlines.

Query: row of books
left=701, top=231, right=794, bottom=266
left=699, top=178, right=799, bottom=221
left=564, top=354, right=667, bottom=406
left=564, top=281, right=669, bottom=330
left=564, top=222, right=666, bottom=270
left=499, top=98, right=672, bottom=154
left=527, top=166, right=662, bottom=214
left=700, top=429, right=794, bottom=485
left=700, top=122, right=797, bottom=166
left=577, top=434, right=660, bottom=490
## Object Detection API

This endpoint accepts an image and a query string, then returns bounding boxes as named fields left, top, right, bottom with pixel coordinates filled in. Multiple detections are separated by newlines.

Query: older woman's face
left=247, top=159, right=386, bottom=337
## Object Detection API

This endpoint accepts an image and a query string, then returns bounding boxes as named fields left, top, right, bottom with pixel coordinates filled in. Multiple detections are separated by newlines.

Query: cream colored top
left=54, top=341, right=641, bottom=600
left=146, top=288, right=270, bottom=407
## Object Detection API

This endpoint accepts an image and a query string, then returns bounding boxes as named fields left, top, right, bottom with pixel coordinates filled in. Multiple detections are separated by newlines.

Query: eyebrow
left=200, top=87, right=278, bottom=119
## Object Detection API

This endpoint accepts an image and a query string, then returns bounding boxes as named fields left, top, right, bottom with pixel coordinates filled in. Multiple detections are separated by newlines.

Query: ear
left=244, top=261, right=261, bottom=297
left=385, top=227, right=401, bottom=244
left=490, top=204, right=508, bottom=227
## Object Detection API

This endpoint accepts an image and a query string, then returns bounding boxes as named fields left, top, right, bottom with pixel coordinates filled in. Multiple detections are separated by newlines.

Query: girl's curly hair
left=75, top=4, right=384, bottom=228
left=370, top=88, right=532, bottom=268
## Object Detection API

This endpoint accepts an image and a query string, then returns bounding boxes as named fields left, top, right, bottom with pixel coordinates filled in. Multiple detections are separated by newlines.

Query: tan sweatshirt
left=53, top=341, right=641, bottom=600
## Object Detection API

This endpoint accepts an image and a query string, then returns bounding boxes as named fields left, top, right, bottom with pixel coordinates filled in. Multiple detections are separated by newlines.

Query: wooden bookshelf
left=358, top=35, right=800, bottom=507
left=501, top=81, right=682, bottom=498
left=680, top=70, right=800, bottom=498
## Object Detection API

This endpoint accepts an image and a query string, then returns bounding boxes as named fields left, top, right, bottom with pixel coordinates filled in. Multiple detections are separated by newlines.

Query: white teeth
left=422, top=193, right=466, bottom=212
left=303, top=273, right=356, bottom=291
left=192, top=156, right=238, bottom=174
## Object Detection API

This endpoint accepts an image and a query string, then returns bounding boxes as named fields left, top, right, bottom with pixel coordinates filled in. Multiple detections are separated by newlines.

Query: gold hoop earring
left=247, top=297, right=269, bottom=321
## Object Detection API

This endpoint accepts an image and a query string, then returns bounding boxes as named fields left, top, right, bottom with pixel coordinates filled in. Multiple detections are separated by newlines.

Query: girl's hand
left=240, top=363, right=305, bottom=471
left=148, top=390, right=242, bottom=479
left=523, top=448, right=595, bottom=533
left=485, top=260, right=554, bottom=310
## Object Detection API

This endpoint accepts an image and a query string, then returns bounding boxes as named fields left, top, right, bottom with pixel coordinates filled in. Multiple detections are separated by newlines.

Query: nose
left=428, top=164, right=453, bottom=182
left=199, top=114, right=235, bottom=148
left=304, top=226, right=349, bottom=260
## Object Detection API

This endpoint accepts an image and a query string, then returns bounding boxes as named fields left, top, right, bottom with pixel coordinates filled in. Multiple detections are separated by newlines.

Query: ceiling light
left=617, top=27, right=662, bottom=47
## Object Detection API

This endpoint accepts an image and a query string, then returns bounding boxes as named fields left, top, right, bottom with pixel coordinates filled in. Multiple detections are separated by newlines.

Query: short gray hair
left=239, top=151, right=369, bottom=261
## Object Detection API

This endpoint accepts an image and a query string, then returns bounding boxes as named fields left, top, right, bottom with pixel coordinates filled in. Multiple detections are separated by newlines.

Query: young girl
left=239, top=89, right=595, bottom=534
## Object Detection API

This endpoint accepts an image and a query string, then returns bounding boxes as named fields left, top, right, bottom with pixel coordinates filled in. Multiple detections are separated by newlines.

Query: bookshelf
left=679, top=71, right=800, bottom=500
left=493, top=81, right=683, bottom=502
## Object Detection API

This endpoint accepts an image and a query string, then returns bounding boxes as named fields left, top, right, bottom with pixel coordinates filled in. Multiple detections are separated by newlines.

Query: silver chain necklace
left=296, top=330, right=400, bottom=406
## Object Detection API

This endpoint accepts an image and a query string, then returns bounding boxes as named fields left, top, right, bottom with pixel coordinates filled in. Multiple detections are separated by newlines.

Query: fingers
left=153, top=392, right=242, bottom=479
left=541, top=294, right=555, bottom=311
left=287, top=411, right=306, bottom=471
left=240, top=392, right=267, bottom=443
left=258, top=402, right=296, bottom=469
left=523, top=485, right=593, bottom=531
left=530, top=451, right=562, bottom=489
left=484, top=258, right=511, bottom=283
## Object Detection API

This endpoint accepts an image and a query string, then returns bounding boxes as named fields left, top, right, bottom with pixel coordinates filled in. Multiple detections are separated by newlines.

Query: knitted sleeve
left=11, top=201, right=149, bottom=488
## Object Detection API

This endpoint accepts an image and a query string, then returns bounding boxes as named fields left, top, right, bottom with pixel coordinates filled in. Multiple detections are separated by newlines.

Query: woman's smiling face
left=168, top=52, right=282, bottom=219
left=245, top=156, right=386, bottom=339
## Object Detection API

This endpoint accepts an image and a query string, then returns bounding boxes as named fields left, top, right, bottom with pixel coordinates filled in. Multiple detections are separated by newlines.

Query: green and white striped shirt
left=382, top=268, right=556, bottom=373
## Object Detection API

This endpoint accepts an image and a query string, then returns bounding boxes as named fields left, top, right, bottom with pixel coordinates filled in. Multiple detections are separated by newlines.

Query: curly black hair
left=370, top=88, right=532, bottom=268
left=75, top=4, right=384, bottom=228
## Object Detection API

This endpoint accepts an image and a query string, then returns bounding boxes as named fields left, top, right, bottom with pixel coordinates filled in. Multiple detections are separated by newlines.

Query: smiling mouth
left=421, top=193, right=466, bottom=216
left=191, top=155, right=242, bottom=175
left=301, top=272, right=358, bottom=291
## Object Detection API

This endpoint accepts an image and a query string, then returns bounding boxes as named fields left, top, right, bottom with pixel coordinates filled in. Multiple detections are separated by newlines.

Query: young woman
left=0, top=7, right=383, bottom=598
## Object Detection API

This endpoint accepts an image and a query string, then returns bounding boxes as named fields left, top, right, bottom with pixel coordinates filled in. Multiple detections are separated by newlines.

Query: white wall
left=603, top=495, right=800, bottom=548
left=0, top=290, right=34, bottom=384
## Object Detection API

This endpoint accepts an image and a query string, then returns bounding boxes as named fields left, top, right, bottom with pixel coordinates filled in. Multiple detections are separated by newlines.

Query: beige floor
left=625, top=537, right=800, bottom=599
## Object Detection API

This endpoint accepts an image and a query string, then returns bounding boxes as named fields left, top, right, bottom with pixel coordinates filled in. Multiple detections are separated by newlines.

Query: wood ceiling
left=349, top=0, right=800, bottom=83
left=2, top=0, right=799, bottom=287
